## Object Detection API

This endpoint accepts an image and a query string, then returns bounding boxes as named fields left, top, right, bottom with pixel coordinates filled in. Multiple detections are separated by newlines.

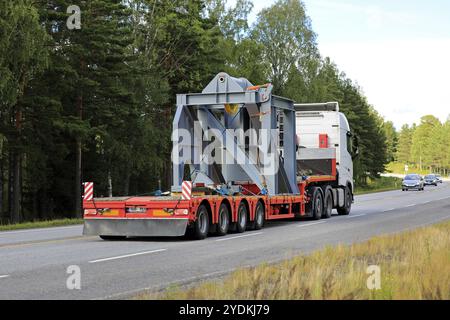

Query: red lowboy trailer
left=83, top=177, right=338, bottom=240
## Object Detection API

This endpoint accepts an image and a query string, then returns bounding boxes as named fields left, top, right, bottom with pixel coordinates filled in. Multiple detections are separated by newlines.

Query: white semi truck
left=295, top=102, right=356, bottom=216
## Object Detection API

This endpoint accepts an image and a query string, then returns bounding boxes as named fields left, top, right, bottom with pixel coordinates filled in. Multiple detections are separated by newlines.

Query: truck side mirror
left=349, top=133, right=360, bottom=159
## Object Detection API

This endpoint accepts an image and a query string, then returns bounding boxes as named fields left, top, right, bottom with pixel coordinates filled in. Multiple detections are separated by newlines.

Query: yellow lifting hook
left=224, top=103, right=239, bottom=114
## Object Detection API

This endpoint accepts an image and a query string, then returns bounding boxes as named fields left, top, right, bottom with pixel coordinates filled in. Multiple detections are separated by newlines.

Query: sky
left=227, top=0, right=450, bottom=129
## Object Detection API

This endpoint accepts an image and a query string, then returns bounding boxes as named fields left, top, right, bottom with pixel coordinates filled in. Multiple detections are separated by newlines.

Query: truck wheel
left=251, top=201, right=265, bottom=230
left=337, top=186, right=352, bottom=215
left=311, top=187, right=324, bottom=220
left=235, top=202, right=248, bottom=233
left=322, top=189, right=333, bottom=219
left=193, top=204, right=210, bottom=240
left=99, top=235, right=126, bottom=241
left=216, top=203, right=230, bottom=236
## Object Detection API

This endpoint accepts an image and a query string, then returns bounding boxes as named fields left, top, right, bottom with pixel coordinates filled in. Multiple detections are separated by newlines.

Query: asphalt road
left=1, top=183, right=449, bottom=300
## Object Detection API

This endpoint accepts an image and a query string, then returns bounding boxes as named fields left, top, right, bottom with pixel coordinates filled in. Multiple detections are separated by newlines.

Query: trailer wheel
left=216, top=203, right=230, bottom=236
left=322, top=188, right=333, bottom=219
left=99, top=235, right=126, bottom=241
left=311, top=187, right=324, bottom=220
left=251, top=201, right=265, bottom=230
left=193, top=204, right=210, bottom=240
left=235, top=202, right=248, bottom=233
left=337, top=186, right=352, bottom=215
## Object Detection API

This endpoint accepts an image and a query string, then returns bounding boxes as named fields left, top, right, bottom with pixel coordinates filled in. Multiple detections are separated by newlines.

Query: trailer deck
left=83, top=175, right=337, bottom=237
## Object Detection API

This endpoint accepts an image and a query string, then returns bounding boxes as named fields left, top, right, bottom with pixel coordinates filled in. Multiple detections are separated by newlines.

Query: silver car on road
left=402, top=174, right=425, bottom=191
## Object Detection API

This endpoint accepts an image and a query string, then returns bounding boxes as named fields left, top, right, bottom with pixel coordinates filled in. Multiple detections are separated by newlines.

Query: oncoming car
left=402, top=174, right=424, bottom=191
left=435, top=174, right=443, bottom=184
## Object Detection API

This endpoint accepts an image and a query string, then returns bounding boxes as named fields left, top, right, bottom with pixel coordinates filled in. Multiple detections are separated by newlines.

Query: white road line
left=382, top=208, right=396, bottom=212
left=346, top=213, right=366, bottom=218
left=296, top=221, right=326, bottom=228
left=215, top=232, right=263, bottom=242
left=405, top=204, right=417, bottom=208
left=0, top=275, right=10, bottom=279
left=89, top=249, right=167, bottom=263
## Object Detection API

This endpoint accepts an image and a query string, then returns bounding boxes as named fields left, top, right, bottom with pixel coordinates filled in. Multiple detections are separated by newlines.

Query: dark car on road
left=402, top=174, right=424, bottom=191
left=424, top=174, right=438, bottom=186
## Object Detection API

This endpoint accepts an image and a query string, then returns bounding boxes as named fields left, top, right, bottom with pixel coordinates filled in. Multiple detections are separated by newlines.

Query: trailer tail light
left=175, top=209, right=189, bottom=215
left=165, top=208, right=188, bottom=215
left=125, top=207, right=147, bottom=214
left=84, top=209, right=97, bottom=215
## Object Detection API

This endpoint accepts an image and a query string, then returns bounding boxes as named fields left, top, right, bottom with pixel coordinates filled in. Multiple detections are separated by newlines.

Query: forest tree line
left=394, top=115, right=450, bottom=175
left=0, top=0, right=392, bottom=223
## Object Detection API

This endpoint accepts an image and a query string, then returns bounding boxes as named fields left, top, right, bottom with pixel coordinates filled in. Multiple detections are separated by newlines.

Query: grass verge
left=354, top=176, right=402, bottom=195
left=137, top=220, right=450, bottom=300
left=0, top=218, right=83, bottom=232
left=386, top=162, right=434, bottom=176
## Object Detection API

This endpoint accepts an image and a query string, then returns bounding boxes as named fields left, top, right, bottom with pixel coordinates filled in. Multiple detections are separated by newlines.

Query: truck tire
left=193, top=204, right=210, bottom=240
left=99, top=235, right=126, bottom=241
left=235, top=202, right=248, bottom=233
left=337, top=186, right=352, bottom=215
left=251, top=201, right=265, bottom=230
left=322, top=188, right=333, bottom=219
left=310, top=187, right=324, bottom=220
left=216, top=203, right=230, bottom=236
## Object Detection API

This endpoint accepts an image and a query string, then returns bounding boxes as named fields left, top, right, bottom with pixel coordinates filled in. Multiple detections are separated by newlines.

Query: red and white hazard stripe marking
left=83, top=182, right=94, bottom=201
left=181, top=181, right=192, bottom=200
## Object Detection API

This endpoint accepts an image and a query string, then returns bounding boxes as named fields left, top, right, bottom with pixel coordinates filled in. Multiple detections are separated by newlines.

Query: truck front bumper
left=83, top=218, right=189, bottom=237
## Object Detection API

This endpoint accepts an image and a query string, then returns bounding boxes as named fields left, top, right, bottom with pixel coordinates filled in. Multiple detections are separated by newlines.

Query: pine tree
left=396, top=124, right=414, bottom=164
left=25, top=0, right=135, bottom=217
left=0, top=0, right=49, bottom=222
left=383, top=121, right=398, bottom=163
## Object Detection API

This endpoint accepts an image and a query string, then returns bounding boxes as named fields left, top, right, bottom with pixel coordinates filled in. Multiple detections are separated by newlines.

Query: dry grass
left=137, top=221, right=450, bottom=300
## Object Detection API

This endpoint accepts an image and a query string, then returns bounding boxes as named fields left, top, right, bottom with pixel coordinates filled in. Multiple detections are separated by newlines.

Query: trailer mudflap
left=83, top=218, right=189, bottom=237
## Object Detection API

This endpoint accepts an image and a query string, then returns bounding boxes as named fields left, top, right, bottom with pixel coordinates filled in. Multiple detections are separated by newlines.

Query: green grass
left=137, top=221, right=450, bottom=300
left=354, top=176, right=402, bottom=195
left=0, top=218, right=83, bottom=231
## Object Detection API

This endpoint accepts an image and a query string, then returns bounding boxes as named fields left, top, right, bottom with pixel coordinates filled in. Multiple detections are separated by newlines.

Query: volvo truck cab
left=294, top=102, right=357, bottom=213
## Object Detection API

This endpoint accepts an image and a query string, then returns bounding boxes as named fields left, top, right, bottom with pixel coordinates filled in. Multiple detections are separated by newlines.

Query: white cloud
left=311, top=0, right=418, bottom=30
left=320, top=38, right=450, bottom=128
